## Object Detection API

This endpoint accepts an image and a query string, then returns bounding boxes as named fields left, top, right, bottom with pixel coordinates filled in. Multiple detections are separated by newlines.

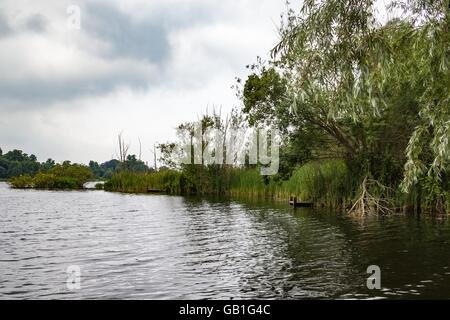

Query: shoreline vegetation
left=2, top=1, right=449, bottom=215
left=103, top=0, right=450, bottom=215
left=8, top=162, right=93, bottom=190
left=103, top=160, right=356, bottom=204
left=102, top=162, right=448, bottom=215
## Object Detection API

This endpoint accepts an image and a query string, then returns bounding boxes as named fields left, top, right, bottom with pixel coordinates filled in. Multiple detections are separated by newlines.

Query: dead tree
left=118, top=132, right=130, bottom=171
left=138, top=137, right=142, bottom=161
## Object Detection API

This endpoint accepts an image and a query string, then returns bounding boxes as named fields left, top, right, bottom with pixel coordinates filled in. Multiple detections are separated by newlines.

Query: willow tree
left=267, top=0, right=449, bottom=211
left=389, top=0, right=449, bottom=194
left=272, top=0, right=389, bottom=158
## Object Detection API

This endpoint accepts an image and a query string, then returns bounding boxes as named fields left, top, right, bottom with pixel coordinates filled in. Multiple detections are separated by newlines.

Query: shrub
left=8, top=162, right=93, bottom=190
left=9, top=175, right=33, bottom=188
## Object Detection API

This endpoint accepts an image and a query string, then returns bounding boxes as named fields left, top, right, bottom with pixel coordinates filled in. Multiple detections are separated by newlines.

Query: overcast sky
left=0, top=0, right=298, bottom=164
left=0, top=0, right=395, bottom=165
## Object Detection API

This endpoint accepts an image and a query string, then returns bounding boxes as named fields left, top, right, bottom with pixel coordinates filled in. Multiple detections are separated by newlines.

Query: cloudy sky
left=0, top=0, right=297, bottom=164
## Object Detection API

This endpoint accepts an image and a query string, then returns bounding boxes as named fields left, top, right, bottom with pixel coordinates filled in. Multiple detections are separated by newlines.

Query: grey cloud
left=0, top=0, right=241, bottom=109
left=0, top=13, right=12, bottom=37
left=24, top=14, right=48, bottom=33
left=0, top=0, right=286, bottom=163
left=0, top=12, right=48, bottom=36
left=0, top=3, right=170, bottom=108
left=82, top=1, right=224, bottom=65
left=0, top=69, right=154, bottom=108
left=83, top=3, right=170, bottom=65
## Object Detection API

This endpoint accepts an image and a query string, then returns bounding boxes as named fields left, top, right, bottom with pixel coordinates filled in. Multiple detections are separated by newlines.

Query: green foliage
left=242, top=63, right=289, bottom=128
left=49, top=162, right=92, bottom=183
left=157, top=143, right=179, bottom=169
left=0, top=149, right=43, bottom=179
left=96, top=1, right=450, bottom=213
left=89, top=160, right=120, bottom=179
left=8, top=175, right=33, bottom=188
left=281, top=160, right=357, bottom=207
left=8, top=162, right=93, bottom=190
left=89, top=156, right=150, bottom=180
left=5, top=1, right=449, bottom=213
left=233, top=0, right=449, bottom=213
left=104, top=170, right=183, bottom=194
left=419, top=175, right=450, bottom=213
left=32, top=173, right=56, bottom=189
left=124, top=155, right=150, bottom=172
left=229, top=168, right=266, bottom=196
left=95, top=183, right=104, bottom=190
left=103, top=161, right=359, bottom=209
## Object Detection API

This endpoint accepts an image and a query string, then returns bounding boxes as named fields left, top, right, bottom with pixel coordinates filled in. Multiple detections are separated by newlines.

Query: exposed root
left=348, top=176, right=395, bottom=216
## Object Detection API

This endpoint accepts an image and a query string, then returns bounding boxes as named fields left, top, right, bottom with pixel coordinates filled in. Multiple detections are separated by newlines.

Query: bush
left=95, top=183, right=104, bottom=190
left=8, top=162, right=93, bottom=190
left=33, top=173, right=56, bottom=189
left=9, top=175, right=33, bottom=188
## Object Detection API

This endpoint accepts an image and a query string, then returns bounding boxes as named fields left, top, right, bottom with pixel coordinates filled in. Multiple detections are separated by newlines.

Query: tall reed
left=104, top=170, right=183, bottom=194
left=104, top=160, right=358, bottom=208
left=280, top=159, right=357, bottom=206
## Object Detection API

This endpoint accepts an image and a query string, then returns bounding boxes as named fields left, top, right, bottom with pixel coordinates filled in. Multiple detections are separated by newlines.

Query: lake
left=0, top=181, right=449, bottom=299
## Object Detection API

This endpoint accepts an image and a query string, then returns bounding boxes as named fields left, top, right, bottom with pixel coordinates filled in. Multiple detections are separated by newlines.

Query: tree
left=157, top=142, right=179, bottom=169
left=41, top=159, right=55, bottom=172
left=237, top=0, right=449, bottom=212
left=274, top=0, right=448, bottom=178
left=125, top=154, right=149, bottom=172
left=0, top=166, right=6, bottom=178
left=0, top=149, right=42, bottom=178
left=4, top=150, right=28, bottom=162
left=117, top=132, right=130, bottom=171
left=388, top=0, right=450, bottom=192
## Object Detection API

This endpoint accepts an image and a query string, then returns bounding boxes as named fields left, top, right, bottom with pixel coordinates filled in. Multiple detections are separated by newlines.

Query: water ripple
left=1, top=182, right=450, bottom=299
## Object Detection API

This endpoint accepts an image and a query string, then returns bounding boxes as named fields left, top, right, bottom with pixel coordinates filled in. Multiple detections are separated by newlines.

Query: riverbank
left=104, top=160, right=356, bottom=206
left=103, top=161, right=449, bottom=215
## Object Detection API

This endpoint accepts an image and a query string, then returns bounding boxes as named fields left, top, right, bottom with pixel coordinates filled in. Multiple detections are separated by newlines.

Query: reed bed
left=104, top=159, right=358, bottom=209
left=279, top=159, right=357, bottom=207
left=104, top=170, right=183, bottom=194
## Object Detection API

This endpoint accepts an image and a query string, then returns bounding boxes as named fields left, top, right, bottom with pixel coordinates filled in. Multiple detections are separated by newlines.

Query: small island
left=8, top=162, right=93, bottom=190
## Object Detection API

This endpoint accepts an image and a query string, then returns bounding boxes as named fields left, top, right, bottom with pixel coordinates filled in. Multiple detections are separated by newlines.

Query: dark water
left=0, top=182, right=449, bottom=299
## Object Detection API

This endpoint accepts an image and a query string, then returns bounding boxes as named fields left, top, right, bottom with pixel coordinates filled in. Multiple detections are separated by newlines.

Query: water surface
left=1, top=182, right=449, bottom=299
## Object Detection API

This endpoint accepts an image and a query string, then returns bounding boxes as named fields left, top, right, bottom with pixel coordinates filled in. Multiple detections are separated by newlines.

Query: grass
left=279, top=159, right=357, bottom=207
left=103, top=159, right=358, bottom=209
left=104, top=170, right=183, bottom=194
left=229, top=168, right=267, bottom=197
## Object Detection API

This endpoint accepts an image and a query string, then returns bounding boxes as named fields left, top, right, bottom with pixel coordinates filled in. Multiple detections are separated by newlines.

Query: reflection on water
left=0, top=182, right=449, bottom=299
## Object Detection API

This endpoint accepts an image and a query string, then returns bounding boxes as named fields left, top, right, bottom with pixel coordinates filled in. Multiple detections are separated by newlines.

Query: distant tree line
left=0, top=148, right=53, bottom=179
left=0, top=147, right=152, bottom=180
left=89, top=155, right=152, bottom=179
